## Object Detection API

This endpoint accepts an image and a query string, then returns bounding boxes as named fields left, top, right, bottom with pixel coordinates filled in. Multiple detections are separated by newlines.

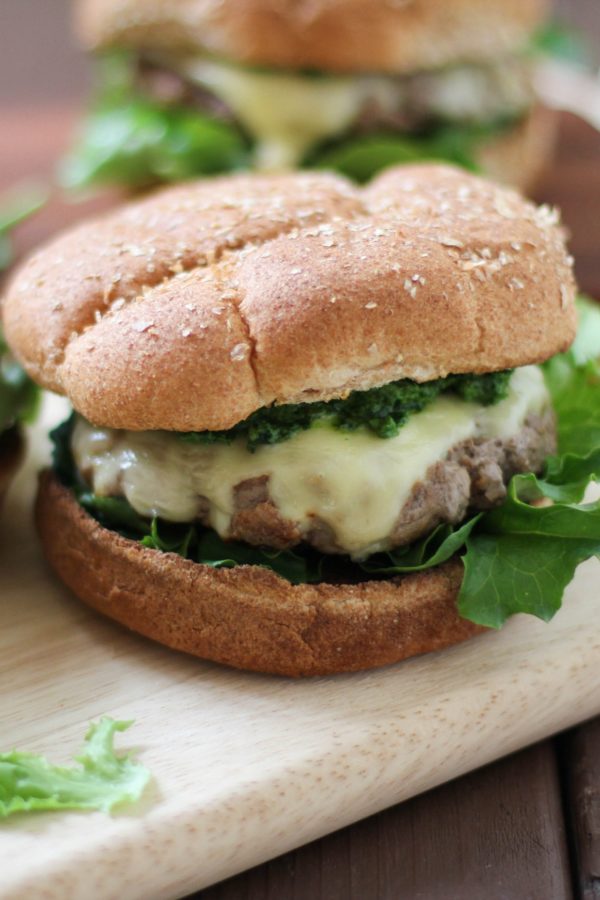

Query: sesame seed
left=230, top=343, right=248, bottom=361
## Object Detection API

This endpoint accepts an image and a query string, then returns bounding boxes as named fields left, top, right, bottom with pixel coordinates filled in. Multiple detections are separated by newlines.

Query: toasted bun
left=36, top=471, right=483, bottom=676
left=0, top=428, right=23, bottom=508
left=76, top=0, right=549, bottom=74
left=475, top=105, right=558, bottom=193
left=3, top=165, right=576, bottom=433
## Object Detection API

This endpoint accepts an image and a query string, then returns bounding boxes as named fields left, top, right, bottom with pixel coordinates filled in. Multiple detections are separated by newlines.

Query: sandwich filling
left=71, top=365, right=552, bottom=560
left=63, top=49, right=536, bottom=187
left=159, top=53, right=534, bottom=171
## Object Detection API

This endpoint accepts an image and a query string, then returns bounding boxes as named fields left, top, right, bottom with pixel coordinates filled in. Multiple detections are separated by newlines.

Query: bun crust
left=76, top=0, right=549, bottom=74
left=36, top=471, right=483, bottom=676
left=4, top=165, right=576, bottom=432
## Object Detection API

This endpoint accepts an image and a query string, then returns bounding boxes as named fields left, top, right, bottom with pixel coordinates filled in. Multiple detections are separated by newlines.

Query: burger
left=0, top=334, right=37, bottom=507
left=64, top=0, right=556, bottom=190
left=4, top=164, right=597, bottom=677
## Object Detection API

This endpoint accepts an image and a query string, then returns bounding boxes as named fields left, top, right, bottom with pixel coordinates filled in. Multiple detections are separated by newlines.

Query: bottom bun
left=36, top=471, right=485, bottom=677
left=0, top=428, right=23, bottom=508
left=476, top=104, right=558, bottom=193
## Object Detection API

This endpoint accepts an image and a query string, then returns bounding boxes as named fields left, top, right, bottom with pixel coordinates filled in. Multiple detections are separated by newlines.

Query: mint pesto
left=181, top=370, right=514, bottom=451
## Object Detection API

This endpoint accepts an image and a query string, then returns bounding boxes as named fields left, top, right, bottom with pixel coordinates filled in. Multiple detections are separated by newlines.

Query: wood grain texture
left=1, top=396, right=599, bottom=899
left=562, top=721, right=600, bottom=900
left=199, top=743, right=573, bottom=900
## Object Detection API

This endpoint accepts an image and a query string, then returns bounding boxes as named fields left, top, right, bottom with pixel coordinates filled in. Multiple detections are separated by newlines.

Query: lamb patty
left=228, top=410, right=555, bottom=554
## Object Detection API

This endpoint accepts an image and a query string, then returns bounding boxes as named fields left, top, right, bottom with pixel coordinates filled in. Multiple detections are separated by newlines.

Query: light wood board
left=1, top=397, right=600, bottom=900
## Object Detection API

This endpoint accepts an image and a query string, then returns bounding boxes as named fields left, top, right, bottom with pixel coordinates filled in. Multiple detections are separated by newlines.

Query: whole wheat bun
left=76, top=0, right=549, bottom=74
left=0, top=428, right=23, bottom=509
left=36, top=471, right=483, bottom=676
left=3, top=164, right=576, bottom=433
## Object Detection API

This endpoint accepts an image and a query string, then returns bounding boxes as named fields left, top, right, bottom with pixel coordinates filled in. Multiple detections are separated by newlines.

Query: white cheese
left=72, top=365, right=550, bottom=559
left=181, top=58, right=398, bottom=170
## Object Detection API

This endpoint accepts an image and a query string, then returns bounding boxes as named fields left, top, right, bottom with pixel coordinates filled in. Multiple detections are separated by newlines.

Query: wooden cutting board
left=2, top=396, right=600, bottom=900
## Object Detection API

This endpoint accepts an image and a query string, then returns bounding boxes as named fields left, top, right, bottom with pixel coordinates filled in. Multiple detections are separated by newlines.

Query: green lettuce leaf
left=60, top=55, right=249, bottom=189
left=543, top=298, right=600, bottom=456
left=459, top=459, right=600, bottom=627
left=0, top=719, right=150, bottom=817
left=0, top=333, right=39, bottom=432
left=308, top=121, right=511, bottom=183
left=456, top=299, right=600, bottom=627
left=531, top=22, right=592, bottom=65
left=0, top=182, right=47, bottom=271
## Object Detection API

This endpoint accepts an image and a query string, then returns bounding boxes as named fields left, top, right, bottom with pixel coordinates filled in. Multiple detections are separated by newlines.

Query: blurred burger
left=3, top=165, right=585, bottom=675
left=65, top=0, right=556, bottom=189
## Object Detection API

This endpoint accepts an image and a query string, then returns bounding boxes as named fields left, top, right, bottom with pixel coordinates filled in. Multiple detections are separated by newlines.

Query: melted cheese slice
left=181, top=58, right=398, bottom=170
left=72, top=366, right=550, bottom=559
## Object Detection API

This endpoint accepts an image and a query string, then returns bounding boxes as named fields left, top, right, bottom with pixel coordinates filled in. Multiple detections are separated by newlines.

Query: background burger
left=3, top=164, right=600, bottom=677
left=64, top=0, right=557, bottom=190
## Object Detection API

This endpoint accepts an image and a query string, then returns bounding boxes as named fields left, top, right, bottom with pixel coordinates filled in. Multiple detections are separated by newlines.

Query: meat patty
left=226, top=410, right=555, bottom=554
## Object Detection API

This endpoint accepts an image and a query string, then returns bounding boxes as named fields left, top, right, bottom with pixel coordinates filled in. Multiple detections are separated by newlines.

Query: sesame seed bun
left=3, top=165, right=576, bottom=433
left=76, top=0, right=549, bottom=75
left=36, top=470, right=483, bottom=676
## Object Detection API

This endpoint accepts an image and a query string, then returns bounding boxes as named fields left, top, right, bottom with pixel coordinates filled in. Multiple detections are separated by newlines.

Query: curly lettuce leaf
left=0, top=719, right=150, bottom=817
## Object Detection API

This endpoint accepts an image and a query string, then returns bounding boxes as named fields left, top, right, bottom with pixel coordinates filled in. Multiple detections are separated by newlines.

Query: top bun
left=2, top=165, right=576, bottom=433
left=76, top=0, right=549, bottom=74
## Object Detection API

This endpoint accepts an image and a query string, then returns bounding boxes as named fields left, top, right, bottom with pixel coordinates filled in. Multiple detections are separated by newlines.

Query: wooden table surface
left=1, top=1, right=599, bottom=897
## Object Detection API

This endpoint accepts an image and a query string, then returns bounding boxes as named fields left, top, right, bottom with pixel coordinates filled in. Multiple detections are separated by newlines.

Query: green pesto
left=181, top=370, right=514, bottom=451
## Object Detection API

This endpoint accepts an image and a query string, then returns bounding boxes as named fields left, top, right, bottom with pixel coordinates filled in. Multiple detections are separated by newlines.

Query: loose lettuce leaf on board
left=0, top=719, right=150, bottom=817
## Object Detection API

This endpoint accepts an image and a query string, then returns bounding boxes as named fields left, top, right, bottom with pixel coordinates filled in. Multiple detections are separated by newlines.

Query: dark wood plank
left=533, top=114, right=600, bottom=298
left=562, top=720, right=600, bottom=900
left=197, top=743, right=572, bottom=900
